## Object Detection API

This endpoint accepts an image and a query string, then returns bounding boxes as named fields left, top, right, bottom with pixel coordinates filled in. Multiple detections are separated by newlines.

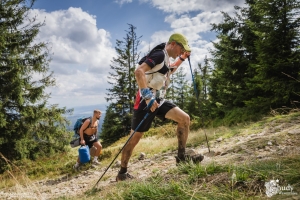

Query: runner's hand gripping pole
left=93, top=98, right=155, bottom=188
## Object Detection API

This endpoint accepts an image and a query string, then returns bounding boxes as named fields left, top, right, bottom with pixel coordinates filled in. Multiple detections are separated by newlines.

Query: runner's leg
left=93, top=141, right=102, bottom=157
left=165, top=107, right=190, bottom=158
left=121, top=129, right=143, bottom=168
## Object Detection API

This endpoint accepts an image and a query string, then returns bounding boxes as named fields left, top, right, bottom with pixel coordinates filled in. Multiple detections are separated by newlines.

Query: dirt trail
left=1, top=119, right=300, bottom=199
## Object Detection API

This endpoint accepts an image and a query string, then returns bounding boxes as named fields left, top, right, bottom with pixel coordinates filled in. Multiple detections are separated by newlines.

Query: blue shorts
left=131, top=99, right=176, bottom=132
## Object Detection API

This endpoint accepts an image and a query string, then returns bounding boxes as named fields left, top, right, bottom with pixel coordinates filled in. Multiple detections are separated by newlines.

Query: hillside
left=0, top=112, right=300, bottom=199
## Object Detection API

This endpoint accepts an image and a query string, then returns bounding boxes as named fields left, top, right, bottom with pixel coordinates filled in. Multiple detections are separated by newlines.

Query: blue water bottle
left=79, top=145, right=90, bottom=163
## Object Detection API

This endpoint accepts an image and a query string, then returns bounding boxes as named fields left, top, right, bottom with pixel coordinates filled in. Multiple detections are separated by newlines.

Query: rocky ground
left=1, top=118, right=300, bottom=199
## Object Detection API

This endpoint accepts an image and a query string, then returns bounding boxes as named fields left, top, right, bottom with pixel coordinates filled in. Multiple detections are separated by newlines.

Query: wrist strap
left=179, top=57, right=185, bottom=61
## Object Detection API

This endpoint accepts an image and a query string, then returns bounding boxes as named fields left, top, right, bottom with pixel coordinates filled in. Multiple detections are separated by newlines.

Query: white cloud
left=114, top=0, right=133, bottom=5
left=29, top=7, right=115, bottom=75
left=46, top=71, right=109, bottom=107
left=137, top=0, right=244, bottom=84
left=28, top=7, right=116, bottom=107
left=141, top=0, right=244, bottom=14
left=168, top=12, right=223, bottom=33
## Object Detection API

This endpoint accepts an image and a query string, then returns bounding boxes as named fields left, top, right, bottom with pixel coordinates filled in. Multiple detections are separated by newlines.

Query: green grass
left=1, top=111, right=300, bottom=199
left=98, top=155, right=299, bottom=200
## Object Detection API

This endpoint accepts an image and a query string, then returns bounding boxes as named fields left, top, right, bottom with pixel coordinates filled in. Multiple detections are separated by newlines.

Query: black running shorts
left=83, top=133, right=98, bottom=148
left=131, top=99, right=176, bottom=132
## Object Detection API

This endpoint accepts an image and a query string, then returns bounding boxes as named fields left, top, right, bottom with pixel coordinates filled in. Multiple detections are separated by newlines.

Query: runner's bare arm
left=135, top=62, right=159, bottom=112
left=79, top=119, right=90, bottom=145
left=170, top=51, right=191, bottom=74
left=135, top=62, right=151, bottom=88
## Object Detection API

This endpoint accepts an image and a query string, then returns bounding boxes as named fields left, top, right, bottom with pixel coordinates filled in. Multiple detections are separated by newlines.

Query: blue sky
left=32, top=0, right=171, bottom=42
left=29, top=0, right=245, bottom=111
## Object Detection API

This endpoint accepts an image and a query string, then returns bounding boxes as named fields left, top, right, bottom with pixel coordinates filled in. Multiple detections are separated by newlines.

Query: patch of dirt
left=1, top=119, right=300, bottom=199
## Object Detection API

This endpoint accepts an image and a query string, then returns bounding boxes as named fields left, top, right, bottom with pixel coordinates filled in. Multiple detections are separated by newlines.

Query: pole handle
left=147, top=98, right=155, bottom=108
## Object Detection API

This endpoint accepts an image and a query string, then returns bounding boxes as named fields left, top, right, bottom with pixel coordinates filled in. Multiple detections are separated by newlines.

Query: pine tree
left=0, top=0, right=71, bottom=171
left=101, top=24, right=141, bottom=144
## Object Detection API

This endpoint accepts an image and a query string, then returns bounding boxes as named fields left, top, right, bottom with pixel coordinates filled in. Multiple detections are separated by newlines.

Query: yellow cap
left=168, top=33, right=191, bottom=52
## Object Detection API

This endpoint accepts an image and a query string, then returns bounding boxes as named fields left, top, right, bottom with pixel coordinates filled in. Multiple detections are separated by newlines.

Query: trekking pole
left=188, top=56, right=210, bottom=153
left=93, top=98, right=156, bottom=188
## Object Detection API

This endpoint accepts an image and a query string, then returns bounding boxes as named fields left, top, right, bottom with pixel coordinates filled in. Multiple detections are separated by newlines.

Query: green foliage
left=189, top=117, right=202, bottom=130
left=0, top=0, right=71, bottom=173
left=213, top=107, right=264, bottom=127
left=105, top=155, right=300, bottom=200
left=176, top=162, right=228, bottom=183
left=115, top=177, right=195, bottom=200
left=229, top=155, right=300, bottom=185
left=143, top=123, right=176, bottom=138
left=245, top=0, right=300, bottom=111
left=167, top=67, right=190, bottom=110
left=209, top=0, right=300, bottom=123
left=183, top=61, right=213, bottom=128
left=99, top=148, right=112, bottom=160
left=100, top=104, right=129, bottom=146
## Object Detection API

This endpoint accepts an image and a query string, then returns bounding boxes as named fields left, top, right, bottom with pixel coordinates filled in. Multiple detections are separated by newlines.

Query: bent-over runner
left=116, top=33, right=204, bottom=181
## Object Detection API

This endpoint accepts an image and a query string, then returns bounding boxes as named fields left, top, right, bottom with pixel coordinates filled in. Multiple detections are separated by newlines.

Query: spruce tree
left=209, top=0, right=300, bottom=123
left=167, top=67, right=189, bottom=110
left=245, top=0, right=300, bottom=112
left=185, top=63, right=207, bottom=128
left=100, top=104, right=126, bottom=146
left=198, top=57, right=213, bottom=119
left=0, top=0, right=71, bottom=171
left=210, top=9, right=256, bottom=119
left=101, top=24, right=141, bottom=144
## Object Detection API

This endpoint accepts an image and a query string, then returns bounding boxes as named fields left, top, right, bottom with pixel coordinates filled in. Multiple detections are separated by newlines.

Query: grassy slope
left=1, top=112, right=300, bottom=200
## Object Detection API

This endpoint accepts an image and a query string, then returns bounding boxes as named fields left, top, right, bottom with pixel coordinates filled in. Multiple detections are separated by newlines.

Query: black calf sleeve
left=119, top=167, right=127, bottom=174
left=178, top=148, right=185, bottom=159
